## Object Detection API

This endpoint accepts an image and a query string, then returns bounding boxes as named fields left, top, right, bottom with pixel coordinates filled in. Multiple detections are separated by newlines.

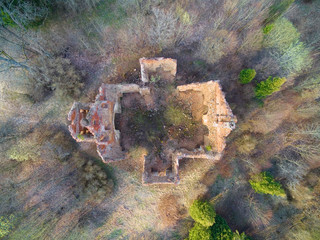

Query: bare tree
left=0, top=50, right=30, bottom=72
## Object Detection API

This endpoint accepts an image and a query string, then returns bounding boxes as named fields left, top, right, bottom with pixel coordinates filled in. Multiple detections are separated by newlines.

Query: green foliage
left=266, top=0, right=295, bottom=24
left=272, top=41, right=311, bottom=75
left=249, top=171, right=286, bottom=197
left=255, top=76, right=286, bottom=99
left=77, top=134, right=85, bottom=141
left=188, top=223, right=213, bottom=240
left=189, top=200, right=216, bottom=227
left=263, top=18, right=310, bottom=76
left=0, top=9, right=16, bottom=26
left=205, top=145, right=212, bottom=152
left=164, top=105, right=192, bottom=127
left=239, top=69, right=256, bottom=84
left=211, top=215, right=234, bottom=240
left=263, top=24, right=274, bottom=35
left=188, top=214, right=251, bottom=240
left=150, top=75, right=161, bottom=83
left=0, top=0, right=49, bottom=28
left=233, top=230, right=252, bottom=240
left=263, top=18, right=300, bottom=53
left=0, top=214, right=16, bottom=238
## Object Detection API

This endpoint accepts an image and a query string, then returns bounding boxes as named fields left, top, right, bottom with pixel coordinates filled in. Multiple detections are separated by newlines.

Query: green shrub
left=189, top=200, right=216, bottom=227
left=263, top=18, right=300, bottom=53
left=249, top=171, right=286, bottom=197
left=239, top=69, right=256, bottom=84
left=233, top=230, right=252, bottom=240
left=263, top=24, right=275, bottom=35
left=188, top=223, right=213, bottom=240
left=188, top=214, right=251, bottom=240
left=211, top=215, right=234, bottom=239
left=0, top=214, right=16, bottom=238
left=255, top=76, right=286, bottom=99
left=205, top=145, right=212, bottom=152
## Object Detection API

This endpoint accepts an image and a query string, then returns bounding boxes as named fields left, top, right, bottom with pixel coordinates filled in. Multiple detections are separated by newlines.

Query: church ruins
left=68, top=57, right=237, bottom=184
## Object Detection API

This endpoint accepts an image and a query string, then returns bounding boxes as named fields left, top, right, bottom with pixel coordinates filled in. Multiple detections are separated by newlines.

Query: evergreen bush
left=188, top=223, right=213, bottom=240
left=239, top=69, right=256, bottom=84
left=189, top=200, right=216, bottom=227
left=255, top=76, right=286, bottom=99
left=249, top=171, right=286, bottom=197
left=211, top=215, right=234, bottom=239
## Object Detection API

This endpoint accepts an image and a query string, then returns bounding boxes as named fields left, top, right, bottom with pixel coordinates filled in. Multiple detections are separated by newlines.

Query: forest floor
left=1, top=0, right=320, bottom=239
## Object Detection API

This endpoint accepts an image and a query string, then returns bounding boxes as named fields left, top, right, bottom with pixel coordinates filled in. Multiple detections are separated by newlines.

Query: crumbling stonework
left=177, top=81, right=237, bottom=153
left=68, top=57, right=236, bottom=184
left=140, top=57, right=177, bottom=83
left=68, top=83, right=147, bottom=162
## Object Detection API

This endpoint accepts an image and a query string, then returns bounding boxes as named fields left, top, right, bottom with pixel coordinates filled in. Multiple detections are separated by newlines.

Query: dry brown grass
left=235, top=134, right=258, bottom=154
left=158, top=194, right=186, bottom=227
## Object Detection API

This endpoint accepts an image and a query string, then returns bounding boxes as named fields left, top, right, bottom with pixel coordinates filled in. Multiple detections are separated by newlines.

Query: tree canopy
left=255, top=76, right=286, bottom=99
left=189, top=200, right=216, bottom=227
left=249, top=171, right=286, bottom=197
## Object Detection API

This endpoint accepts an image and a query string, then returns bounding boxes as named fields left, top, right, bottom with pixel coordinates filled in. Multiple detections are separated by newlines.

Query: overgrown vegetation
left=1, top=0, right=320, bottom=239
left=0, top=0, right=49, bottom=28
left=187, top=200, right=251, bottom=240
left=29, top=56, right=84, bottom=101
